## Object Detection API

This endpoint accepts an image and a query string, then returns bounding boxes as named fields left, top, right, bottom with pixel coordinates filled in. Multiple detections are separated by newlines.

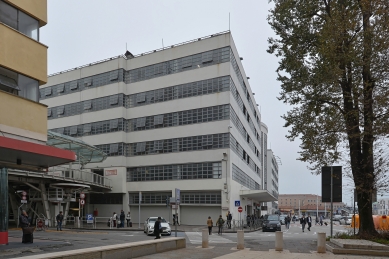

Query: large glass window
left=0, top=0, right=17, bottom=29
left=0, top=66, right=39, bottom=102
left=18, top=11, right=39, bottom=40
left=0, top=0, right=39, bottom=41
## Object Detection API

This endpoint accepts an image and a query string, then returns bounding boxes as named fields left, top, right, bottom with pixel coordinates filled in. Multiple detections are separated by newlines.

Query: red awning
left=0, top=136, right=76, bottom=170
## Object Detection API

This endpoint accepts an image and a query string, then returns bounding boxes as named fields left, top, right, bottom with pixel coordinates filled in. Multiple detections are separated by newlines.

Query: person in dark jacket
left=306, top=214, right=312, bottom=231
left=56, top=211, right=64, bottom=231
left=153, top=217, right=161, bottom=239
left=19, top=210, right=30, bottom=228
left=300, top=215, right=307, bottom=232
left=120, top=210, right=125, bottom=228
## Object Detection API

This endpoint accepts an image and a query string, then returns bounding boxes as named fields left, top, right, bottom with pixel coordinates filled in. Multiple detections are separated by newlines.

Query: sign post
left=238, top=206, right=243, bottom=230
left=175, top=188, right=180, bottom=237
left=139, top=191, right=142, bottom=229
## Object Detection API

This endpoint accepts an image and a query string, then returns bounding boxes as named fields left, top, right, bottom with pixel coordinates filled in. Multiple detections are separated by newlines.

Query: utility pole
left=316, top=195, right=319, bottom=218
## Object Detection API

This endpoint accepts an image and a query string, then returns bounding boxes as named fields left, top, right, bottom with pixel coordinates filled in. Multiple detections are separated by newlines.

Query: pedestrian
left=217, top=215, right=225, bottom=235
left=20, top=210, right=33, bottom=243
left=126, top=212, right=131, bottom=227
left=56, top=211, right=63, bottom=231
left=292, top=215, right=296, bottom=223
left=315, top=215, right=319, bottom=225
left=176, top=213, right=180, bottom=226
left=306, top=214, right=312, bottom=231
left=154, top=217, right=162, bottom=239
left=120, top=210, right=125, bottom=228
left=173, top=214, right=176, bottom=225
left=300, top=215, right=307, bottom=232
left=227, top=211, right=232, bottom=229
left=285, top=215, right=291, bottom=229
left=320, top=215, right=323, bottom=226
left=246, top=214, right=251, bottom=227
left=112, top=212, right=117, bottom=227
left=207, top=216, right=213, bottom=235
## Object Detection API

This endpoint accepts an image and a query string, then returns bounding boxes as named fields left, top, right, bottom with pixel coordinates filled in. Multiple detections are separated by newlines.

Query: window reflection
left=0, top=0, right=39, bottom=41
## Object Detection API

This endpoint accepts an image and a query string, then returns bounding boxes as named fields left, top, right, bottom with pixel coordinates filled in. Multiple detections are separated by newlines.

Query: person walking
left=56, top=211, right=64, bottom=231
left=207, top=216, right=213, bottom=235
left=176, top=213, right=180, bottom=226
left=300, top=215, right=307, bottom=232
left=173, top=214, right=176, bottom=226
left=217, top=215, right=225, bottom=235
left=126, top=212, right=131, bottom=227
left=154, top=217, right=162, bottom=239
left=307, top=214, right=312, bottom=231
left=320, top=215, right=323, bottom=226
left=112, top=212, right=117, bottom=227
left=315, top=215, right=319, bottom=225
left=120, top=210, right=125, bottom=228
left=227, top=211, right=232, bottom=229
left=246, top=214, right=251, bottom=227
left=285, top=215, right=291, bottom=229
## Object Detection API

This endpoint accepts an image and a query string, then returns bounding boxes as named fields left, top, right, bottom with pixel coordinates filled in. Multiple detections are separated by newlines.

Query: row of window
left=230, top=50, right=259, bottom=125
left=40, top=69, right=124, bottom=100
left=230, top=134, right=260, bottom=176
left=129, top=192, right=221, bottom=205
left=230, top=79, right=260, bottom=146
left=232, top=164, right=260, bottom=190
left=127, top=76, right=230, bottom=108
left=94, top=133, right=229, bottom=157
left=127, top=133, right=229, bottom=156
left=40, top=47, right=230, bottom=100
left=125, top=47, right=230, bottom=83
left=0, top=66, right=39, bottom=102
left=0, top=0, right=39, bottom=41
left=89, top=193, right=123, bottom=204
left=47, top=76, right=230, bottom=120
left=230, top=106, right=260, bottom=161
left=126, top=162, right=222, bottom=182
left=50, top=104, right=229, bottom=137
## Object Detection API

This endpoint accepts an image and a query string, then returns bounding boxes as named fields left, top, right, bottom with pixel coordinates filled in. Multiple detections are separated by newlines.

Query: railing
left=48, top=30, right=230, bottom=77
left=47, top=166, right=112, bottom=189
left=227, top=219, right=263, bottom=231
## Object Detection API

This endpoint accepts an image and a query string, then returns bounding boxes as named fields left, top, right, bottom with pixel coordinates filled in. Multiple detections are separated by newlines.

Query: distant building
left=374, top=198, right=389, bottom=215
left=279, top=194, right=346, bottom=216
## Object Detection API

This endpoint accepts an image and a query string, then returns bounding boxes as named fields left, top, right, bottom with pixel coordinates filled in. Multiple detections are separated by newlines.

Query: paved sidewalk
left=137, top=247, right=384, bottom=259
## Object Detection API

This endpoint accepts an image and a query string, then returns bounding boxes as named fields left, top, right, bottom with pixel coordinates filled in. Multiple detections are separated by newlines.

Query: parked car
left=144, top=217, right=171, bottom=236
left=279, top=215, right=286, bottom=225
left=262, top=214, right=281, bottom=232
left=339, top=216, right=352, bottom=225
left=332, top=215, right=342, bottom=221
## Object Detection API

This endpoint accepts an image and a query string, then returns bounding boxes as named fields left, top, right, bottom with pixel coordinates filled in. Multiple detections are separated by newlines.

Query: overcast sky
left=41, top=0, right=355, bottom=205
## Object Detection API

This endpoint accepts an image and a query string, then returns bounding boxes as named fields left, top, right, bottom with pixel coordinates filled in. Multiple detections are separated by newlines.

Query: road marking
left=186, top=232, right=234, bottom=244
left=122, top=235, right=134, bottom=236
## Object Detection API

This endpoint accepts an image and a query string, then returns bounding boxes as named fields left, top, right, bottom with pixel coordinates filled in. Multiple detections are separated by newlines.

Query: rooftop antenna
left=162, top=38, right=164, bottom=49
left=229, top=12, right=230, bottom=31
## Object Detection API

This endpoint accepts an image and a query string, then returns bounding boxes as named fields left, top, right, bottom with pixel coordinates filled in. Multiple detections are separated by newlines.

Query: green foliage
left=268, top=0, right=389, bottom=235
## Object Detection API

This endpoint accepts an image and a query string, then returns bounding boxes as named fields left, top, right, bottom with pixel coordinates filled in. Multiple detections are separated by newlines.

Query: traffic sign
left=86, top=214, right=93, bottom=223
left=175, top=188, right=180, bottom=205
left=22, top=191, right=27, bottom=196
left=238, top=206, right=243, bottom=213
left=80, top=199, right=85, bottom=206
left=235, top=200, right=240, bottom=207
left=80, top=193, right=85, bottom=199
left=21, top=200, right=27, bottom=204
left=22, top=196, right=26, bottom=200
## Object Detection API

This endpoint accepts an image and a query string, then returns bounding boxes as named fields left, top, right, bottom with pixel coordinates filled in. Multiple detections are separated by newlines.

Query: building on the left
left=0, top=0, right=78, bottom=245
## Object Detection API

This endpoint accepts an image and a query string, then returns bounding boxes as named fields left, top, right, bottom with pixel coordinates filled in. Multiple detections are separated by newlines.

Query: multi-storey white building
left=40, top=31, right=277, bottom=225
left=266, top=149, right=279, bottom=214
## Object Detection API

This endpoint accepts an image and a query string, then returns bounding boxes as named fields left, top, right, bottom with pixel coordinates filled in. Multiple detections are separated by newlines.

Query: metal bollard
left=202, top=229, right=209, bottom=248
left=237, top=230, right=244, bottom=249
left=275, top=231, right=283, bottom=251
left=317, top=232, right=326, bottom=253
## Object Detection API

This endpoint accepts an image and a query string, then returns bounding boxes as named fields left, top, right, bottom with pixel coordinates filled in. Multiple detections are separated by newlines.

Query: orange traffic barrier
left=351, top=214, right=389, bottom=230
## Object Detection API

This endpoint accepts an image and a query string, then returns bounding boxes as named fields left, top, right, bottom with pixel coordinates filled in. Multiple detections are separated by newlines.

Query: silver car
left=279, top=215, right=286, bottom=225
left=339, top=216, right=352, bottom=225
left=144, top=217, right=171, bottom=236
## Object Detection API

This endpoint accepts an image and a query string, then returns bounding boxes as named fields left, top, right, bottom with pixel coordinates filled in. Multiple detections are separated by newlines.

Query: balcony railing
left=47, top=166, right=112, bottom=189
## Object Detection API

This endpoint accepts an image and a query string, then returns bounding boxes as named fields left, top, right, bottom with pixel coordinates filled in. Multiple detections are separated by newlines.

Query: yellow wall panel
left=5, top=0, right=47, bottom=26
left=0, top=91, right=47, bottom=137
left=0, top=24, right=47, bottom=84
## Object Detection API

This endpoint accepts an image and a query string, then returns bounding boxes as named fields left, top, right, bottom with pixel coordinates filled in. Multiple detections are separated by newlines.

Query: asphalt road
left=1, top=222, right=353, bottom=258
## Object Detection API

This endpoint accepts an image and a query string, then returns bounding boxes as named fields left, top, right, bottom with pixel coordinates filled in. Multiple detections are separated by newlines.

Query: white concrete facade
left=40, top=32, right=275, bottom=225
